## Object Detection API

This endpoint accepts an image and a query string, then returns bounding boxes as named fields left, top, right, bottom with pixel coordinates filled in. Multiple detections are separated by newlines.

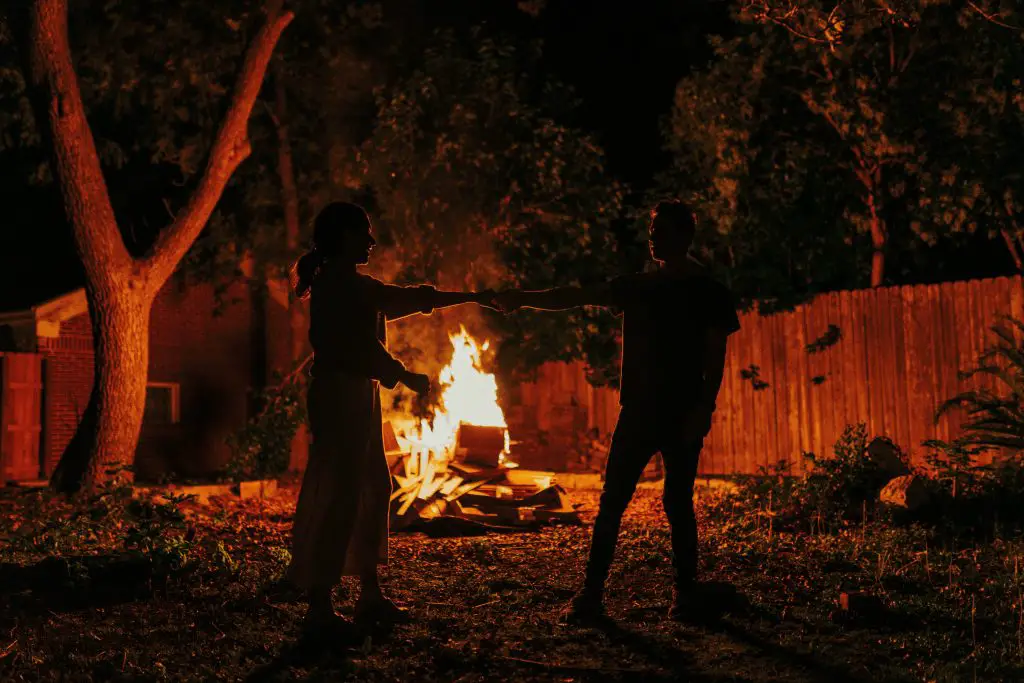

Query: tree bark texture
left=23, top=0, right=292, bottom=492
left=1001, top=228, right=1023, bottom=272
left=272, top=62, right=307, bottom=363
left=271, top=61, right=311, bottom=472
left=867, top=192, right=887, bottom=288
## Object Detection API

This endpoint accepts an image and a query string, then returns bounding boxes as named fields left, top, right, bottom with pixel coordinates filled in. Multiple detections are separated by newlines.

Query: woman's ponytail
left=291, top=247, right=324, bottom=301
left=293, top=201, right=371, bottom=299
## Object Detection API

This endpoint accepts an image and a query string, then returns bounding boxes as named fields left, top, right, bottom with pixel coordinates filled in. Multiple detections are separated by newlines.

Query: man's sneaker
left=669, top=582, right=739, bottom=623
left=562, top=589, right=606, bottom=624
left=668, top=585, right=704, bottom=622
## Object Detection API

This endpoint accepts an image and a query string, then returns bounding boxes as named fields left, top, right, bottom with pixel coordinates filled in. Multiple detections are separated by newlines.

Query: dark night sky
left=425, top=0, right=730, bottom=188
left=533, top=1, right=729, bottom=187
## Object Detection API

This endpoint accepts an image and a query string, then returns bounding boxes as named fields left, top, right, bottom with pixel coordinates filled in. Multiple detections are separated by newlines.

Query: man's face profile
left=648, top=212, right=693, bottom=263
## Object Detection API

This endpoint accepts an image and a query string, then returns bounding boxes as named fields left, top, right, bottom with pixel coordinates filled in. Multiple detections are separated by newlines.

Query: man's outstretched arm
left=496, top=284, right=619, bottom=311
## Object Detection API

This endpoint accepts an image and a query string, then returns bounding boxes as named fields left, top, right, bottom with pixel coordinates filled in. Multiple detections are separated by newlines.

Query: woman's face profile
left=340, top=226, right=376, bottom=265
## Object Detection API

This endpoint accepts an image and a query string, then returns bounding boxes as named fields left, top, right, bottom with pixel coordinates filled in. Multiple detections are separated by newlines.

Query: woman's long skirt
left=286, top=373, right=392, bottom=591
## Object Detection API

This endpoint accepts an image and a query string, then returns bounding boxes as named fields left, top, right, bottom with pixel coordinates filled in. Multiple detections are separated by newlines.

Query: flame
left=400, top=326, right=512, bottom=483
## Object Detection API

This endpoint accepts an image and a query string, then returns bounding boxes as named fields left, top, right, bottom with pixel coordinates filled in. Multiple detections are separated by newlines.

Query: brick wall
left=39, top=315, right=93, bottom=475
left=140, top=279, right=255, bottom=480
left=39, top=280, right=262, bottom=481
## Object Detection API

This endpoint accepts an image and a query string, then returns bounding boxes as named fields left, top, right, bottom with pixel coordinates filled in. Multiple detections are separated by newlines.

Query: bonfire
left=384, top=327, right=580, bottom=534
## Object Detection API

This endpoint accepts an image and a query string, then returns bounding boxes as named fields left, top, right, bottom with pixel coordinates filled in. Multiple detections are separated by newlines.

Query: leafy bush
left=800, top=425, right=902, bottom=524
left=716, top=424, right=909, bottom=533
left=226, top=369, right=307, bottom=482
left=7, top=468, right=197, bottom=573
left=922, top=438, right=1024, bottom=535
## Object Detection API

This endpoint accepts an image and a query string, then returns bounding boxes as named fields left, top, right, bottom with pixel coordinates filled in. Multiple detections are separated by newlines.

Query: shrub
left=714, top=424, right=909, bottom=533
left=226, top=368, right=307, bottom=482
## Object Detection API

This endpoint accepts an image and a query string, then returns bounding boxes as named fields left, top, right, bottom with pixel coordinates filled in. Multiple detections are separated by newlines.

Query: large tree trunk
left=52, top=288, right=151, bottom=488
left=23, top=0, right=292, bottom=493
left=272, top=62, right=306, bottom=363
left=271, top=62, right=311, bottom=472
left=865, top=177, right=886, bottom=288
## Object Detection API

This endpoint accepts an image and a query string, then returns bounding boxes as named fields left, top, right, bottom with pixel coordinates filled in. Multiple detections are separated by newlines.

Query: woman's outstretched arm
left=364, top=278, right=495, bottom=321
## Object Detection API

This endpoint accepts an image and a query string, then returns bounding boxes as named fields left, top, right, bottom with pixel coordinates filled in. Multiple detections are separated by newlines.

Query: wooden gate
left=0, top=352, right=44, bottom=483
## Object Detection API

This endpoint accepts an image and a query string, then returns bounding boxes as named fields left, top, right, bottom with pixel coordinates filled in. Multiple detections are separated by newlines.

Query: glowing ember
left=400, top=326, right=512, bottom=480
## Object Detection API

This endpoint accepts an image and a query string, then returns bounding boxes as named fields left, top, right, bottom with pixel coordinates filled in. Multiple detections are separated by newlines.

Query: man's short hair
left=651, top=200, right=697, bottom=232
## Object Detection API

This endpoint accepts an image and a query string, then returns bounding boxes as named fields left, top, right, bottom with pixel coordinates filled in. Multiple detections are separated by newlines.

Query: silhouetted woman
left=287, top=202, right=493, bottom=633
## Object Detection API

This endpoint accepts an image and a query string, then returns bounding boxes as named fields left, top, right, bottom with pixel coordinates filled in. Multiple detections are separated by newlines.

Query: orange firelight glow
left=397, top=327, right=512, bottom=488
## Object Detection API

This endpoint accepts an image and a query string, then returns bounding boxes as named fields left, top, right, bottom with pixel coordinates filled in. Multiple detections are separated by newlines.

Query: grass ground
left=1, top=484, right=1022, bottom=682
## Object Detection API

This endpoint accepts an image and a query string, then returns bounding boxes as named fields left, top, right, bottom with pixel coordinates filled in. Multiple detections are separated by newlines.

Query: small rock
left=866, top=437, right=910, bottom=477
left=879, top=474, right=929, bottom=511
left=839, top=591, right=885, bottom=616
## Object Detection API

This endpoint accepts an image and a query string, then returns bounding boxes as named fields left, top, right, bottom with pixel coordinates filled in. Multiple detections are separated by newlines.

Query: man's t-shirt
left=604, top=269, right=741, bottom=410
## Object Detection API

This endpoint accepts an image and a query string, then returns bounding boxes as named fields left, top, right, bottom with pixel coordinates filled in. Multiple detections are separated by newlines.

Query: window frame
left=144, top=381, right=181, bottom=425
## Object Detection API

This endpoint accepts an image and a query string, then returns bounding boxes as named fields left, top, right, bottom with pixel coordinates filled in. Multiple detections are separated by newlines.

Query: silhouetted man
left=496, top=200, right=740, bottom=621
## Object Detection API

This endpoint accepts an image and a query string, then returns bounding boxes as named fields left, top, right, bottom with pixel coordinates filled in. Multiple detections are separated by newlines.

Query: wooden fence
left=516, top=276, right=1023, bottom=475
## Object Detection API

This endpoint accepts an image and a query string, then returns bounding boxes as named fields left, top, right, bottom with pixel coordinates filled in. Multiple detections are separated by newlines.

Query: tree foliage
left=356, top=27, right=627, bottom=389
left=663, top=0, right=1023, bottom=308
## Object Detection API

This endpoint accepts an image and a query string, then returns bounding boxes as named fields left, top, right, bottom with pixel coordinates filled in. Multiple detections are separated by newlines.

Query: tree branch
left=141, top=2, right=294, bottom=293
left=967, top=0, right=1022, bottom=30
left=23, top=0, right=134, bottom=281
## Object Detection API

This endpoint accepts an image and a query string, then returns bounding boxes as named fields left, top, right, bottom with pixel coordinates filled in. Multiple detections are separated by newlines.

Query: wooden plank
left=946, top=280, right=972, bottom=447
left=828, top=291, right=847, bottom=449
left=815, top=295, right=831, bottom=455
left=801, top=299, right=818, bottom=460
left=881, top=285, right=898, bottom=440
left=891, top=284, right=912, bottom=452
left=786, top=303, right=808, bottom=461
left=737, top=308, right=758, bottom=474
left=760, top=305, right=781, bottom=473
left=847, top=289, right=864, bottom=442
left=863, top=287, right=886, bottom=440
left=806, top=295, right=827, bottom=458
left=934, top=282, right=957, bottom=444
left=767, top=310, right=791, bottom=473
left=853, top=289, right=872, bottom=437
left=971, top=279, right=996, bottom=398
left=754, top=304, right=774, bottom=473
left=909, top=285, right=937, bottom=454
left=901, top=285, right=919, bottom=453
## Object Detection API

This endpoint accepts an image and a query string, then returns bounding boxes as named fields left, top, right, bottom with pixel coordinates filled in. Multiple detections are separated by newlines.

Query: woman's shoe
left=354, top=597, right=412, bottom=625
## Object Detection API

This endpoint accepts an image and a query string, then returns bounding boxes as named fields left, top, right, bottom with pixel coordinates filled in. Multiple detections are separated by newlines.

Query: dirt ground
left=1, top=484, right=1020, bottom=682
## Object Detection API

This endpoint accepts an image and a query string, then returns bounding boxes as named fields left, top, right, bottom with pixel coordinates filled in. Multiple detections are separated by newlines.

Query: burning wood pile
left=383, top=328, right=582, bottom=536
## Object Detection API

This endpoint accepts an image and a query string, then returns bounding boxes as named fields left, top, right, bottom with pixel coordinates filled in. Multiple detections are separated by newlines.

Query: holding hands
left=493, top=290, right=525, bottom=313
left=467, top=289, right=524, bottom=313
